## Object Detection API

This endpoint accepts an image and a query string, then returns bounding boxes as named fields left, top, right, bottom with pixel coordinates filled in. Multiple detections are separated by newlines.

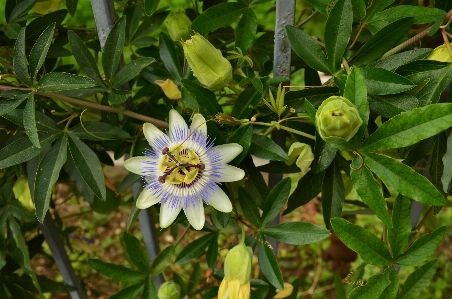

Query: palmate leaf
left=399, top=259, right=438, bottom=299
left=261, top=178, right=291, bottom=227
left=36, top=72, right=97, bottom=91
left=29, top=23, right=55, bottom=81
left=389, top=195, right=412, bottom=258
left=262, top=222, right=330, bottom=245
left=88, top=259, right=147, bottom=282
left=13, top=28, right=30, bottom=86
left=111, top=57, right=155, bottom=87
left=159, top=33, right=182, bottom=82
left=122, top=232, right=152, bottom=274
left=321, top=159, right=344, bottom=229
left=102, top=17, right=127, bottom=80
left=257, top=241, right=283, bottom=290
left=191, top=2, right=247, bottom=32
left=348, top=270, right=391, bottom=299
left=235, top=8, right=257, bottom=53
left=175, top=233, right=217, bottom=265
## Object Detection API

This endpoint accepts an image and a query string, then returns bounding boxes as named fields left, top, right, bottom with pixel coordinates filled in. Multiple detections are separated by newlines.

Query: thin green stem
left=342, top=57, right=351, bottom=74
left=174, top=224, right=191, bottom=247
left=297, top=11, right=319, bottom=27
left=251, top=121, right=316, bottom=139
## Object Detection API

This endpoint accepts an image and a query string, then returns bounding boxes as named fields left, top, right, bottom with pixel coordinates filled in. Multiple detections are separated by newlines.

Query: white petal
left=216, top=165, right=245, bottom=182
left=160, top=200, right=182, bottom=228
left=169, top=109, right=188, bottom=134
left=143, top=123, right=167, bottom=146
left=215, top=143, right=243, bottom=163
left=136, top=189, right=161, bottom=209
left=123, top=156, right=154, bottom=176
left=190, top=114, right=207, bottom=135
left=184, top=199, right=205, bottom=230
left=206, top=187, right=232, bottom=212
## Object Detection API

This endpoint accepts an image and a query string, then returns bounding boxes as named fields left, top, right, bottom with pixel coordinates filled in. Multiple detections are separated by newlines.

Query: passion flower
left=123, top=110, right=245, bottom=230
left=315, top=96, right=363, bottom=141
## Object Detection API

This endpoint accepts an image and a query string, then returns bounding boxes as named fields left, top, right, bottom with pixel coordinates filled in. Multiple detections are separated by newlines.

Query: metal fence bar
left=40, top=214, right=86, bottom=299
left=90, top=0, right=163, bottom=289
left=268, top=0, right=296, bottom=255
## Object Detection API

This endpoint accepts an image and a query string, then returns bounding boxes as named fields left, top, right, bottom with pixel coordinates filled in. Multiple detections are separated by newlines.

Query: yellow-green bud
left=286, top=142, right=314, bottom=173
left=315, top=96, right=363, bottom=142
left=182, top=33, right=233, bottom=90
left=219, top=242, right=252, bottom=299
left=12, top=176, right=35, bottom=212
left=426, top=43, right=452, bottom=63
left=155, top=79, right=182, bottom=100
left=165, top=8, right=192, bottom=42
left=158, top=282, right=181, bottom=299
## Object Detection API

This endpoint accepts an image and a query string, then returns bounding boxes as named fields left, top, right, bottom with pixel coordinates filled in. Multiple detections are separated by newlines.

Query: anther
left=196, top=163, right=205, bottom=170
left=162, top=147, right=169, bottom=154
left=158, top=176, right=166, bottom=184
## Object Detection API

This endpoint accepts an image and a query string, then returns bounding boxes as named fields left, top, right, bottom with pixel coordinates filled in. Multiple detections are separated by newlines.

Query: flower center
left=158, top=146, right=205, bottom=187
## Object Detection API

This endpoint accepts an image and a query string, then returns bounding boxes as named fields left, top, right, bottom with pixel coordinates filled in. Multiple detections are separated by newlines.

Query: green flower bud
left=286, top=142, right=314, bottom=174
left=158, top=282, right=181, bottom=299
left=182, top=33, right=233, bottom=90
left=165, top=8, right=192, bottom=42
left=426, top=43, right=452, bottom=63
left=315, top=96, right=363, bottom=141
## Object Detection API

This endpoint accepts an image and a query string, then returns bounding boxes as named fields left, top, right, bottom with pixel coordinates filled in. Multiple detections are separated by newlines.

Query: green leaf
left=206, top=236, right=218, bottom=268
left=175, top=233, right=217, bottom=265
left=331, top=217, right=392, bottom=266
left=8, top=0, right=35, bottom=23
left=67, top=133, right=106, bottom=200
left=7, top=217, right=41, bottom=296
left=344, top=67, right=369, bottom=140
left=363, top=0, right=396, bottom=23
left=257, top=161, right=300, bottom=173
left=389, top=195, right=412, bottom=258
left=70, top=121, right=131, bottom=140
left=68, top=31, right=105, bottom=87
left=257, top=241, right=284, bottom=290
left=325, top=0, right=352, bottom=72
left=26, top=10, right=67, bottom=41
left=362, top=103, right=452, bottom=151
left=305, top=0, right=334, bottom=15
left=352, top=0, right=366, bottom=22
left=321, top=159, right=344, bottom=229
left=261, top=178, right=291, bottom=227
left=23, top=94, right=40, bottom=148
left=142, top=277, right=157, bottom=299
left=235, top=9, right=257, bottom=53
left=29, top=23, right=55, bottom=81
left=378, top=267, right=399, bottom=299
left=367, top=6, right=446, bottom=34
left=348, top=270, right=391, bottom=299
left=34, top=136, right=67, bottom=223
left=13, top=27, right=30, bottom=86
left=399, top=259, right=438, bottom=299
left=110, top=282, right=145, bottom=299
left=143, top=0, right=159, bottom=16
left=191, top=2, right=247, bottom=32
left=227, top=125, right=253, bottom=166
left=123, top=232, right=152, bottom=274
left=405, top=63, right=452, bottom=105
left=150, top=245, right=175, bottom=275
left=181, top=80, right=222, bottom=117
left=249, top=135, right=288, bottom=162
left=311, top=137, right=337, bottom=173
left=286, top=25, right=330, bottom=74
left=441, top=132, right=452, bottom=193
left=106, top=88, right=131, bottom=105
left=231, top=83, right=267, bottom=119
left=395, top=226, right=446, bottom=266
left=350, top=159, right=392, bottom=227
left=241, top=156, right=268, bottom=208
left=262, top=222, right=330, bottom=245
left=361, top=67, right=415, bottom=95
left=284, top=171, right=324, bottom=215
left=111, top=57, right=155, bottom=86
left=369, top=48, right=432, bottom=71
left=126, top=205, right=140, bottom=232
left=88, top=259, right=147, bottom=282
left=0, top=133, right=57, bottom=168
left=251, top=78, right=263, bottom=93
left=0, top=93, right=29, bottom=117
left=36, top=72, right=97, bottom=91
left=4, top=22, right=22, bottom=39
left=103, top=17, right=127, bottom=81
left=430, top=132, right=447, bottom=197
left=159, top=33, right=182, bottom=82
left=285, top=87, right=339, bottom=113
left=238, top=187, right=261, bottom=228
left=334, top=271, right=346, bottom=299
left=351, top=18, right=414, bottom=66
left=66, top=0, right=79, bottom=17
left=368, top=94, right=420, bottom=118
left=363, top=152, right=445, bottom=206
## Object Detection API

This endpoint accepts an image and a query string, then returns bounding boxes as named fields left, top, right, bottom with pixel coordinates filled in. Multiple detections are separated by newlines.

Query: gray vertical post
left=268, top=0, right=296, bottom=255
left=40, top=214, right=86, bottom=299
left=90, top=0, right=163, bottom=288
